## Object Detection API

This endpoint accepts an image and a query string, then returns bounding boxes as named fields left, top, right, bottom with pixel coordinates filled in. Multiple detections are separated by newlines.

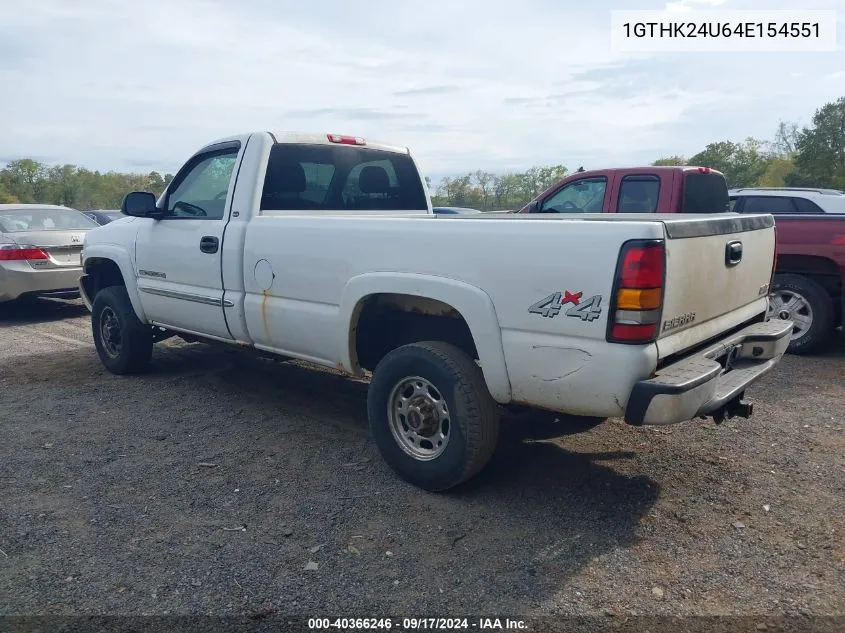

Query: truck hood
left=82, top=216, right=139, bottom=246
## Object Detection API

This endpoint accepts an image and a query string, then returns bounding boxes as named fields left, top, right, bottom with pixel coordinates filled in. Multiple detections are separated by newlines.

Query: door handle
left=200, top=236, right=219, bottom=254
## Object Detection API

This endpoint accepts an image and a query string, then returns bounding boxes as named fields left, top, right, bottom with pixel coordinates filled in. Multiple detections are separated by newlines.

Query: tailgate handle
left=725, top=240, right=743, bottom=266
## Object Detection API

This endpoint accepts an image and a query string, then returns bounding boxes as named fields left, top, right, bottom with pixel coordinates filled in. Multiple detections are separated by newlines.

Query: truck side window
left=540, top=177, right=607, bottom=213
left=165, top=149, right=239, bottom=220
left=742, top=196, right=796, bottom=214
left=617, top=175, right=660, bottom=213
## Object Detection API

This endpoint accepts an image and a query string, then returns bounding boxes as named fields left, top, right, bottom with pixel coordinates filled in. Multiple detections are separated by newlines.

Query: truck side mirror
left=122, top=191, right=161, bottom=218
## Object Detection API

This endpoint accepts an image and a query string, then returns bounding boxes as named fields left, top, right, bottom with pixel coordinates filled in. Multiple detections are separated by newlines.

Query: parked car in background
left=729, top=187, right=845, bottom=215
left=80, top=131, right=791, bottom=491
left=433, top=206, right=482, bottom=214
left=730, top=189, right=845, bottom=354
left=1, top=204, right=99, bottom=303
left=82, top=209, right=124, bottom=225
left=517, top=166, right=844, bottom=354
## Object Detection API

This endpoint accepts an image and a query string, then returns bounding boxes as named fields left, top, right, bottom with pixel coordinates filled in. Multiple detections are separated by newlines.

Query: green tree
left=788, top=96, right=845, bottom=189
left=0, top=159, right=177, bottom=209
left=473, top=170, right=493, bottom=209
left=688, top=138, right=772, bottom=188
left=771, top=120, right=800, bottom=156
left=652, top=156, right=686, bottom=166
left=758, top=156, right=794, bottom=187
left=1, top=159, right=48, bottom=203
left=536, top=165, right=568, bottom=191
left=436, top=174, right=478, bottom=207
left=0, top=183, right=18, bottom=203
left=493, top=173, right=520, bottom=209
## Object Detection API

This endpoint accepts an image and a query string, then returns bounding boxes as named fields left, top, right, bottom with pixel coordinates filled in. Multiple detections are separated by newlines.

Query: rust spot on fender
left=261, top=289, right=270, bottom=336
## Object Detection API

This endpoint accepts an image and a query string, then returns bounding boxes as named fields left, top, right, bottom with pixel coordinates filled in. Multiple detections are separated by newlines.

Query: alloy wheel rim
left=768, top=290, right=813, bottom=341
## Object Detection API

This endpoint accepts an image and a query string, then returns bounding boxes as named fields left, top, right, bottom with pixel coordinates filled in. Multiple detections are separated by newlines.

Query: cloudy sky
left=1, top=0, right=843, bottom=183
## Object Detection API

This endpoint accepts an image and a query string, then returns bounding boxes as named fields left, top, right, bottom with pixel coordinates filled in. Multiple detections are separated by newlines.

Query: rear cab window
left=261, top=144, right=428, bottom=212
left=682, top=172, right=730, bottom=213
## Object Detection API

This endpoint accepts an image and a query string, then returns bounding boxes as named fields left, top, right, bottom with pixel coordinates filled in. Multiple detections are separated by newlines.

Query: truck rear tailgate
left=656, top=213, right=775, bottom=359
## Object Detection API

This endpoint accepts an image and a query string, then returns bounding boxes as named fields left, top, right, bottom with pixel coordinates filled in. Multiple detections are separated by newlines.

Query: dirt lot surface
left=1, top=298, right=843, bottom=620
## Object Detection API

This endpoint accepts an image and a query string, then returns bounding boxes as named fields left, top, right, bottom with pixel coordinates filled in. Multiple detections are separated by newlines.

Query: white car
left=78, top=131, right=792, bottom=491
left=729, top=187, right=845, bottom=214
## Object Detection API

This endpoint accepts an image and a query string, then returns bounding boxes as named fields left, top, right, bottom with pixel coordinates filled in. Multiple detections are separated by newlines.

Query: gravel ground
left=0, top=298, right=843, bottom=619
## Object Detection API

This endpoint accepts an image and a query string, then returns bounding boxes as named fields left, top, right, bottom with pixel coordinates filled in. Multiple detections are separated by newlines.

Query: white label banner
left=610, top=10, right=838, bottom=52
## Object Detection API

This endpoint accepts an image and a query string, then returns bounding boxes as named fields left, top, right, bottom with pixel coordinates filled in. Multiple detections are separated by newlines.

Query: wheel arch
left=338, top=273, right=512, bottom=402
left=82, top=246, right=147, bottom=323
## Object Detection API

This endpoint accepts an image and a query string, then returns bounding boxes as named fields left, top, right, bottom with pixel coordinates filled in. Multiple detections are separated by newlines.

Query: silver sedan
left=0, top=204, right=101, bottom=303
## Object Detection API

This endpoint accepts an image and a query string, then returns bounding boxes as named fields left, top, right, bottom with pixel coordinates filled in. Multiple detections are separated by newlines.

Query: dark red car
left=517, top=166, right=845, bottom=354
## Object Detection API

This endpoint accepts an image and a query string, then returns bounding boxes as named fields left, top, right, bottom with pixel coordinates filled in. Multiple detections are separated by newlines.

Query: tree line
left=1, top=95, right=843, bottom=211
left=431, top=95, right=845, bottom=210
left=0, top=159, right=173, bottom=209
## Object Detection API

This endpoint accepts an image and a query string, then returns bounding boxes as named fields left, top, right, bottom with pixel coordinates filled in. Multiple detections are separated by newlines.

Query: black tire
left=367, top=341, right=500, bottom=492
left=91, top=285, right=153, bottom=374
left=770, top=273, right=834, bottom=355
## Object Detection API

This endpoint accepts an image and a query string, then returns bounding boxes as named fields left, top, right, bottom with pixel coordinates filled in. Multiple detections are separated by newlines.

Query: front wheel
left=367, top=341, right=500, bottom=491
left=91, top=285, right=153, bottom=374
left=768, top=273, right=834, bottom=355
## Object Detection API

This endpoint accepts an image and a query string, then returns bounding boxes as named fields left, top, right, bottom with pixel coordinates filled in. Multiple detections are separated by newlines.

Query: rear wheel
left=768, top=273, right=834, bottom=355
left=91, top=286, right=153, bottom=374
left=367, top=341, right=500, bottom=491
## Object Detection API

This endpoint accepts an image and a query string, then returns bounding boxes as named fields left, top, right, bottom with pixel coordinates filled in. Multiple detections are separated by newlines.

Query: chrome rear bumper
left=625, top=319, right=793, bottom=426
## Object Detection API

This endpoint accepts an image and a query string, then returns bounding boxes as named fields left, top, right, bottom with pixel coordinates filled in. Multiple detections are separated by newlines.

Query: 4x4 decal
left=528, top=290, right=603, bottom=321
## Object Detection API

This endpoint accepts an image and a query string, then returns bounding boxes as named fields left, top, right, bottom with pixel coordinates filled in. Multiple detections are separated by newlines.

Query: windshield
left=0, top=207, right=99, bottom=232
left=682, top=173, right=730, bottom=214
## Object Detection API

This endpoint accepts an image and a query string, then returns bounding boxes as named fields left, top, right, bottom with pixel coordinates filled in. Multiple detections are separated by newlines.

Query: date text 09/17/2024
left=307, top=618, right=528, bottom=630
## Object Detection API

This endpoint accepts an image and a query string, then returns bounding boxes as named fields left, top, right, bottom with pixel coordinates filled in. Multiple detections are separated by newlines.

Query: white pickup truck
left=79, top=131, right=793, bottom=491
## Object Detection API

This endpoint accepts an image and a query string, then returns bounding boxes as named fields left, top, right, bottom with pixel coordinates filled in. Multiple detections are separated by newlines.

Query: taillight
left=607, top=240, right=665, bottom=344
left=327, top=134, right=366, bottom=146
left=0, top=244, right=50, bottom=261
